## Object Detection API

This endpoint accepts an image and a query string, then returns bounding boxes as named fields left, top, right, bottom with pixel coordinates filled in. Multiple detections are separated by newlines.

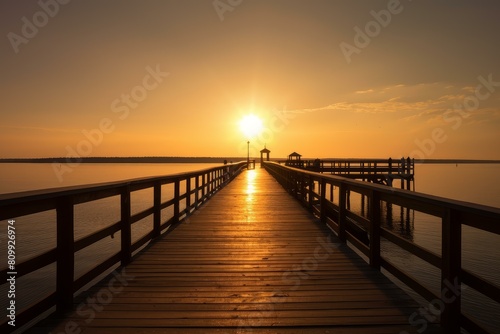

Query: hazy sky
left=1, top=0, right=500, bottom=159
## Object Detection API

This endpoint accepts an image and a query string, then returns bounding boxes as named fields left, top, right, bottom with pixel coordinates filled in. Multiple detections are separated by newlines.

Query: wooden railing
left=0, top=162, right=247, bottom=331
left=263, top=161, right=500, bottom=333
left=279, top=158, right=415, bottom=189
left=302, top=157, right=414, bottom=176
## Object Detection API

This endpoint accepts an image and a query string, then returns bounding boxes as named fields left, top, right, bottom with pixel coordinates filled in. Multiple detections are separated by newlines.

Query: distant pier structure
left=259, top=146, right=271, bottom=164
left=284, top=151, right=304, bottom=168
left=284, top=154, right=414, bottom=190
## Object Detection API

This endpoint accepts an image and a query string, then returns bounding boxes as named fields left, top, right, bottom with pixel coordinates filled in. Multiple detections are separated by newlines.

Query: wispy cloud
left=354, top=89, right=374, bottom=94
left=288, top=82, right=500, bottom=125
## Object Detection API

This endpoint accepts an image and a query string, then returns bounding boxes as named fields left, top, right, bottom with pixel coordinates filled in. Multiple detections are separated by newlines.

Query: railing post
left=121, top=186, right=131, bottom=266
left=369, top=191, right=381, bottom=269
left=308, top=176, right=314, bottom=211
left=202, top=173, right=206, bottom=200
left=56, top=197, right=74, bottom=312
left=330, top=183, right=334, bottom=202
left=441, top=209, right=461, bottom=332
left=214, top=170, right=217, bottom=192
left=218, top=169, right=221, bottom=188
left=186, top=177, right=191, bottom=215
left=174, top=180, right=180, bottom=224
left=320, top=179, right=326, bottom=223
left=195, top=175, right=200, bottom=207
left=407, top=157, right=412, bottom=190
left=153, top=181, right=161, bottom=238
left=208, top=172, right=213, bottom=195
left=338, top=183, right=347, bottom=242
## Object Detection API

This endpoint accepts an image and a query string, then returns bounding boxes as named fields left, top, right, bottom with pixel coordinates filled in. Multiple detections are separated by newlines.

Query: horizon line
left=1, top=156, right=500, bottom=164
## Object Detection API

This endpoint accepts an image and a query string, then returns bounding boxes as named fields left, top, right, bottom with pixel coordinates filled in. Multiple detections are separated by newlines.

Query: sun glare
left=239, top=114, right=263, bottom=139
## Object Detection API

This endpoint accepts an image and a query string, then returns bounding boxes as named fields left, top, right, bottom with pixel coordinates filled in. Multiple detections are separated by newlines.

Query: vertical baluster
left=202, top=173, right=206, bottom=200
left=174, top=180, right=180, bottom=224
left=369, top=191, right=381, bottom=269
left=338, top=183, right=347, bottom=242
left=208, top=172, right=213, bottom=195
left=213, top=169, right=216, bottom=191
left=121, top=186, right=131, bottom=266
left=186, top=177, right=191, bottom=216
left=56, top=197, right=74, bottom=312
left=441, top=209, right=461, bottom=332
left=153, top=181, right=161, bottom=238
left=195, top=175, right=200, bottom=207
left=320, top=179, right=326, bottom=223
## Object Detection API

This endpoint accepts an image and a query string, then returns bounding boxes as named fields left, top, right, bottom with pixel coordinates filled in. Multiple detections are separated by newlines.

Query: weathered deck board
left=28, top=168, right=439, bottom=333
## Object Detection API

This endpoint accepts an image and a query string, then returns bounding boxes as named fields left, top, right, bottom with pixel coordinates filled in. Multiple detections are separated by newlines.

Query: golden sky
left=1, top=0, right=499, bottom=159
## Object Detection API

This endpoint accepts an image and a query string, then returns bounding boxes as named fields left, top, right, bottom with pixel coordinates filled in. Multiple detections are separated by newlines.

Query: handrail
left=0, top=162, right=247, bottom=331
left=263, top=161, right=500, bottom=333
left=281, top=157, right=414, bottom=174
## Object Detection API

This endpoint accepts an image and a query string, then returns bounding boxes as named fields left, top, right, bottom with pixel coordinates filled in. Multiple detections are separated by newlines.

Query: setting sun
left=239, top=114, right=263, bottom=139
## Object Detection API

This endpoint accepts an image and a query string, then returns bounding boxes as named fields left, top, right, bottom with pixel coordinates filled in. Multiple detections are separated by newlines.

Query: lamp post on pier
left=247, top=140, right=250, bottom=169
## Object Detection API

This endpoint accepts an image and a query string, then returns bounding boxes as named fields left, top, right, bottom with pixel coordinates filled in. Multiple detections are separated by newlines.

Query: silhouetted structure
left=285, top=151, right=304, bottom=168
left=295, top=157, right=414, bottom=190
left=260, top=146, right=270, bottom=165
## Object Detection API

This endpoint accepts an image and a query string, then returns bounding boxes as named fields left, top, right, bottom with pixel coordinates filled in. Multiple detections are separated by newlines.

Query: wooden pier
left=22, top=167, right=432, bottom=333
left=285, top=158, right=415, bottom=190
left=1, top=162, right=499, bottom=333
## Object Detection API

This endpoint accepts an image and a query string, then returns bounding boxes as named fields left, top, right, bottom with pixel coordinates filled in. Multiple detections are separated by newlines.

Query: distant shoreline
left=414, top=159, right=500, bottom=164
left=0, top=157, right=243, bottom=164
left=0, top=157, right=499, bottom=164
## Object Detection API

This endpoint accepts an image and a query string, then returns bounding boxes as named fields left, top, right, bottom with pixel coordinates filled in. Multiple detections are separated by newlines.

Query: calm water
left=0, top=162, right=499, bottom=332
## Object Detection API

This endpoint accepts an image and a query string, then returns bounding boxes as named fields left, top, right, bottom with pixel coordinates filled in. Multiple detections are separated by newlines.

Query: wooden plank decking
left=29, top=168, right=438, bottom=333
